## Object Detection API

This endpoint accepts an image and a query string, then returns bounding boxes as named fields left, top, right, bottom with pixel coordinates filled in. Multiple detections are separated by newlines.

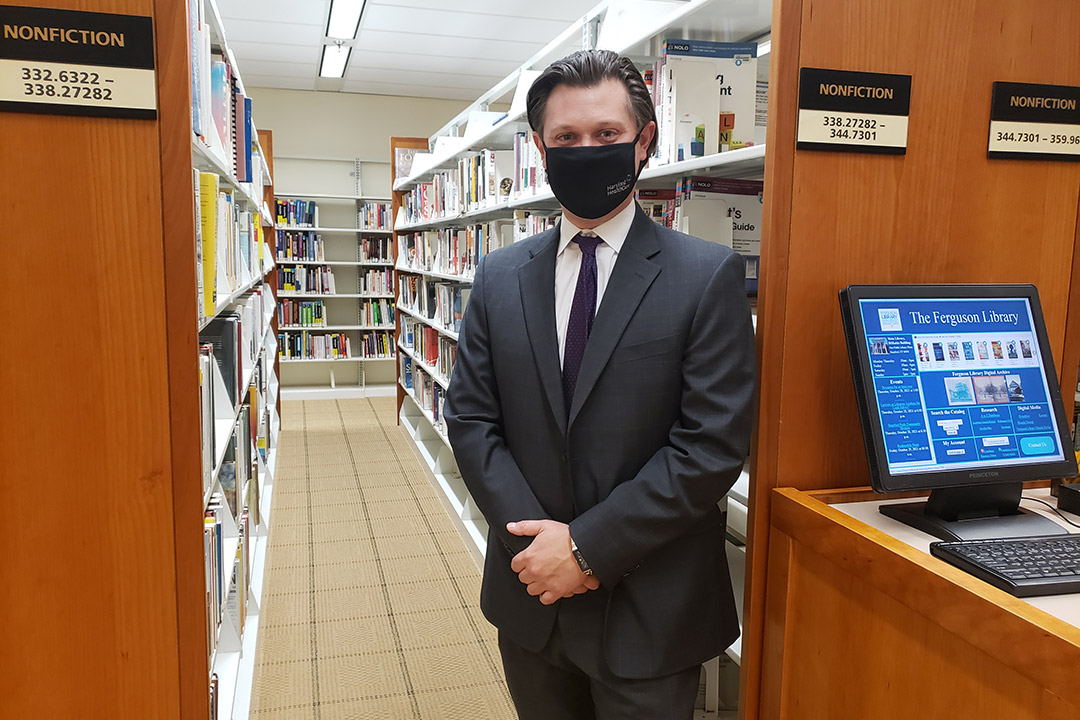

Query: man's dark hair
left=526, top=49, right=658, bottom=157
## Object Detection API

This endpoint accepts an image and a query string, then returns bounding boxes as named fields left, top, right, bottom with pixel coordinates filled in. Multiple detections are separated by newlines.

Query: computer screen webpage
left=858, top=297, right=1065, bottom=476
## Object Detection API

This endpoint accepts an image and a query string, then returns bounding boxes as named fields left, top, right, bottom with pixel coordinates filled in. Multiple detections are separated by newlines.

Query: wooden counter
left=759, top=487, right=1080, bottom=720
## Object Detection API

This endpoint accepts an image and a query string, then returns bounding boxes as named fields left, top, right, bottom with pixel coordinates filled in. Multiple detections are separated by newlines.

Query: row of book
left=204, top=498, right=252, bottom=661
left=199, top=291, right=273, bottom=491
left=360, top=298, right=395, bottom=327
left=279, top=265, right=336, bottom=295
left=359, top=331, right=396, bottom=359
left=418, top=370, right=446, bottom=433
left=278, top=331, right=353, bottom=360
left=397, top=221, right=508, bottom=279
left=397, top=133, right=554, bottom=229
left=513, top=209, right=559, bottom=242
left=203, top=387, right=265, bottom=662
left=277, top=298, right=395, bottom=328
left=359, top=236, right=393, bottom=263
left=636, top=176, right=763, bottom=293
left=276, top=233, right=391, bottom=263
left=195, top=171, right=265, bottom=321
left=400, top=356, right=447, bottom=436
left=276, top=230, right=324, bottom=262
left=400, top=148, right=513, bottom=225
left=398, top=275, right=471, bottom=335
left=277, top=330, right=396, bottom=360
left=400, top=318, right=440, bottom=369
left=278, top=299, right=326, bottom=328
left=361, top=267, right=395, bottom=295
left=512, top=131, right=547, bottom=199
left=204, top=500, right=226, bottom=656
left=358, top=201, right=392, bottom=231
left=190, top=0, right=260, bottom=184
left=401, top=317, right=458, bottom=382
left=276, top=198, right=318, bottom=228
left=201, top=293, right=271, bottom=409
left=649, top=39, right=765, bottom=166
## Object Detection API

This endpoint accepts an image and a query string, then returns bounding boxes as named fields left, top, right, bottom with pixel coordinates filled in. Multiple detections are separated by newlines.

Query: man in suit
left=444, top=49, right=755, bottom=720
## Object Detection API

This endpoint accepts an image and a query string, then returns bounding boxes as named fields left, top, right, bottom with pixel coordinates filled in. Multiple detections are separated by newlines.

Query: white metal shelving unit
left=274, top=157, right=398, bottom=397
left=190, top=1, right=281, bottom=718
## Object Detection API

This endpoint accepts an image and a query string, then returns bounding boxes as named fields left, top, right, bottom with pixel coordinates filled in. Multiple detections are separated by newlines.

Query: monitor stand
left=880, top=481, right=1068, bottom=542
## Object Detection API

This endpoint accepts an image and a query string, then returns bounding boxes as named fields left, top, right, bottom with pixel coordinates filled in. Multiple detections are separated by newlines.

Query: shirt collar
left=557, top=200, right=637, bottom=257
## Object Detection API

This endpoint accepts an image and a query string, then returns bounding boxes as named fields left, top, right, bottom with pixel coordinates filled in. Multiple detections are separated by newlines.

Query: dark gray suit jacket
left=444, top=206, right=755, bottom=679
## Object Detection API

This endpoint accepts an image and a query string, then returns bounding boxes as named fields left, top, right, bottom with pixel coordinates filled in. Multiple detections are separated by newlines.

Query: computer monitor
left=839, top=284, right=1078, bottom=541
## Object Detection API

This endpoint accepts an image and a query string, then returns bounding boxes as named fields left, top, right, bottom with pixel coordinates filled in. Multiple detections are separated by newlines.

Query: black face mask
left=543, top=130, right=645, bottom=220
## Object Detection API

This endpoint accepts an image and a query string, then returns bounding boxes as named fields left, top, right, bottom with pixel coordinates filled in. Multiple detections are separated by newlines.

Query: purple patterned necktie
left=563, top=233, right=602, bottom=413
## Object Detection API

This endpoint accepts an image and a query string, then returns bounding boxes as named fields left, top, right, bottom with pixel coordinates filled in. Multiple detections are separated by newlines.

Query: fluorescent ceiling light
left=320, top=44, right=351, bottom=78
left=758, top=39, right=771, bottom=57
left=326, top=0, right=366, bottom=40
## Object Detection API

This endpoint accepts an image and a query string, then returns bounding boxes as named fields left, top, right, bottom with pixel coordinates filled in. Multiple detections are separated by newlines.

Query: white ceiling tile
left=214, top=0, right=612, bottom=100
left=223, top=19, right=325, bottom=46
left=354, top=29, right=540, bottom=63
left=345, top=48, right=518, bottom=78
left=367, top=0, right=598, bottom=23
left=341, top=79, right=481, bottom=101
left=346, top=66, right=498, bottom=91
left=227, top=40, right=321, bottom=64
left=217, top=0, right=328, bottom=28
left=360, top=5, right=567, bottom=42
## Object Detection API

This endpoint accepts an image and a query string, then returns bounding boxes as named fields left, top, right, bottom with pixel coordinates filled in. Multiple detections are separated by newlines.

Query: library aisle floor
left=250, top=398, right=516, bottom=719
left=250, top=397, right=729, bottom=719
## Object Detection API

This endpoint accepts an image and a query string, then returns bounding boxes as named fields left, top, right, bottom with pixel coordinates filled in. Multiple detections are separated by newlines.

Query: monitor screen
left=840, top=285, right=1077, bottom=494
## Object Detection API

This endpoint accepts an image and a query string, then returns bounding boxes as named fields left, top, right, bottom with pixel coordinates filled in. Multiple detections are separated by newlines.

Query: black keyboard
left=930, top=534, right=1080, bottom=597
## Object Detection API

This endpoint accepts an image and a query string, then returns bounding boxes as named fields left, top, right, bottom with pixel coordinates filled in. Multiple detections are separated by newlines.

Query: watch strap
left=570, top=538, right=593, bottom=576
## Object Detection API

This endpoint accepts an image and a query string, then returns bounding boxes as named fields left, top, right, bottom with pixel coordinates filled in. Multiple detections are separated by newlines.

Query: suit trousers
left=497, top=594, right=700, bottom=720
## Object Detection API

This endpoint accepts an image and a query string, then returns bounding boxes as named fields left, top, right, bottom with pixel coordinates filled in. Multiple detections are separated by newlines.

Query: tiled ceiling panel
left=342, top=48, right=520, bottom=78
left=221, top=18, right=325, bottom=47
left=359, top=6, right=569, bottom=42
left=216, top=0, right=603, bottom=101
left=227, top=40, right=322, bottom=64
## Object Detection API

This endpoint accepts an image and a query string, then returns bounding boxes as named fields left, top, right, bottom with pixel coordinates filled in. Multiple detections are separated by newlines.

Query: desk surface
left=833, top=487, right=1079, bottom=627
left=766, top=486, right=1080, bottom=719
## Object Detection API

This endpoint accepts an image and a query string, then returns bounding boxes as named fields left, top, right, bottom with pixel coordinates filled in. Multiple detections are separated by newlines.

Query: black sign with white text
left=797, top=68, right=912, bottom=154
left=988, top=82, right=1080, bottom=161
left=0, top=5, right=156, bottom=119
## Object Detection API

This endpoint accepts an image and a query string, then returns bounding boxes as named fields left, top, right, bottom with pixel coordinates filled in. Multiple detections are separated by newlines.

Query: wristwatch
left=570, top=537, right=593, bottom=576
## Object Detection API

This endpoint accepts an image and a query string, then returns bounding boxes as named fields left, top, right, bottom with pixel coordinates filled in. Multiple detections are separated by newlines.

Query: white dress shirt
left=555, top=201, right=637, bottom=368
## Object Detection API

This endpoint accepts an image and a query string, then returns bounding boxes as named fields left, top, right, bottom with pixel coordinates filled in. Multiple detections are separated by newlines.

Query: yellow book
left=198, top=172, right=219, bottom=317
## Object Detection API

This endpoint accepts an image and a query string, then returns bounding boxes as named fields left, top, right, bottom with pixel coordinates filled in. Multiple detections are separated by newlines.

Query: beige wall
left=250, top=88, right=466, bottom=390
left=248, top=87, right=467, bottom=165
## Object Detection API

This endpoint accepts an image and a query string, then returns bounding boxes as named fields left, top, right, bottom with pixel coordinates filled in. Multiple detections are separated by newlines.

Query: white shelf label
left=987, top=82, right=1080, bottom=161
left=988, top=120, right=1080, bottom=157
left=796, top=68, right=912, bottom=155
left=0, top=5, right=156, bottom=119
left=797, top=109, right=909, bottom=151
left=0, top=59, right=155, bottom=113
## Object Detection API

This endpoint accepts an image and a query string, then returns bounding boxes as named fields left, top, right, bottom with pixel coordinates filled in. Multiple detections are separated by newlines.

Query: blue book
left=244, top=97, right=253, bottom=183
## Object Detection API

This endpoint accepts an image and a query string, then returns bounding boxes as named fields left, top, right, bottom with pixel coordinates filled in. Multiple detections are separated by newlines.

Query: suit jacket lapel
left=568, top=208, right=661, bottom=427
left=518, top=227, right=567, bottom=434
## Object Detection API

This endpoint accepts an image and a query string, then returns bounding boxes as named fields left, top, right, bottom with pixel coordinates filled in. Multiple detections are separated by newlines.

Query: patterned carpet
left=249, top=398, right=516, bottom=719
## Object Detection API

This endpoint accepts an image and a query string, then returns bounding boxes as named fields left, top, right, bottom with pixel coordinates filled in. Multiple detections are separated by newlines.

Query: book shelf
left=272, top=156, right=397, bottom=398
left=2, top=0, right=278, bottom=717
left=390, top=4, right=769, bottom=691
left=190, top=0, right=281, bottom=717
